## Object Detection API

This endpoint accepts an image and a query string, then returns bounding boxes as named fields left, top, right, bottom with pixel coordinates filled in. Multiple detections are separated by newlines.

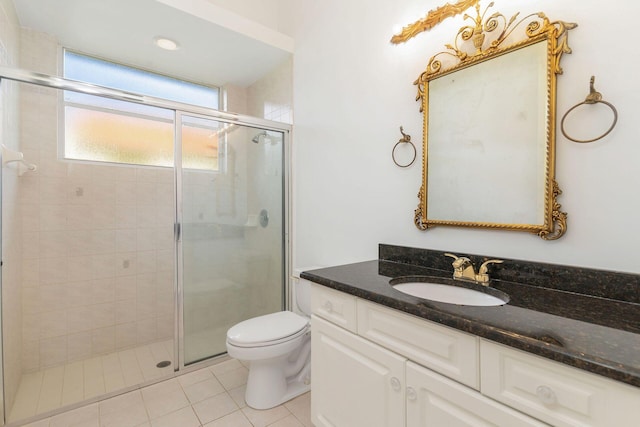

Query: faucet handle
left=475, top=259, right=503, bottom=285
left=478, top=259, right=504, bottom=274
left=444, top=253, right=470, bottom=263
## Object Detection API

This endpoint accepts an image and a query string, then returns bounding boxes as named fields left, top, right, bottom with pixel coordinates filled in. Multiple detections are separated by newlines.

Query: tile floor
left=10, top=341, right=175, bottom=423
left=18, top=358, right=312, bottom=427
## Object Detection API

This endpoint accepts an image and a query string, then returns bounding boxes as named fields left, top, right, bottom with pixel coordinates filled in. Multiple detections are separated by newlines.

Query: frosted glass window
left=64, top=51, right=219, bottom=108
left=64, top=105, right=175, bottom=167
left=62, top=50, right=220, bottom=169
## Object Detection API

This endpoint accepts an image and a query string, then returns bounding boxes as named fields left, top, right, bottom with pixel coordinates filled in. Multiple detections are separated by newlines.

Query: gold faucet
left=444, top=253, right=503, bottom=286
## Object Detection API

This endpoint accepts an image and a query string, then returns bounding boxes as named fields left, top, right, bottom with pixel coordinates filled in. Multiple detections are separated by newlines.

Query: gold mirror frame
left=396, top=1, right=576, bottom=240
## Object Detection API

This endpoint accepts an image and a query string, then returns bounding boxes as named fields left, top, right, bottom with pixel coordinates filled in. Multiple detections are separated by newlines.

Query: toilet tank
left=293, top=268, right=318, bottom=316
left=295, top=278, right=311, bottom=316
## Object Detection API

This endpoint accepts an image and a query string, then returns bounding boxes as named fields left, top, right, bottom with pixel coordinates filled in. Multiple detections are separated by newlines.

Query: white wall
left=292, top=0, right=640, bottom=274
left=205, top=0, right=295, bottom=36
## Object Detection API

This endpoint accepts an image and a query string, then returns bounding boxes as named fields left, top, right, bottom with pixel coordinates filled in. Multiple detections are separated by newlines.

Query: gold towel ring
left=561, top=76, right=618, bottom=143
left=392, top=126, right=417, bottom=167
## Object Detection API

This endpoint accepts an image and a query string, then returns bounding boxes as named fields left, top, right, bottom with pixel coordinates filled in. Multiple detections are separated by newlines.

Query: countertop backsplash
left=379, top=244, right=640, bottom=304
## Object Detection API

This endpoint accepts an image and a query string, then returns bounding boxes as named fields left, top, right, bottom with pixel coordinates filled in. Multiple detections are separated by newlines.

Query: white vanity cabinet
left=310, top=283, right=546, bottom=427
left=309, top=282, right=640, bottom=427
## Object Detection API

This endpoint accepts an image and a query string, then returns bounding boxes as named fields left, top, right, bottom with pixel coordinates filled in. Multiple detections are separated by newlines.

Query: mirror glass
left=427, top=41, right=548, bottom=224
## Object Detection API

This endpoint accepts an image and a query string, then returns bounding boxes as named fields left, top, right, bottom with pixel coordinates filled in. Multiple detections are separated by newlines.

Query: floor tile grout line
left=34, top=370, right=45, bottom=420
left=138, top=389, right=156, bottom=425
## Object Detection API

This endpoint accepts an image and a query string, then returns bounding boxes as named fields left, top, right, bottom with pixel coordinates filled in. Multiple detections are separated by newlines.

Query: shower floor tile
left=9, top=339, right=174, bottom=423
left=18, top=358, right=312, bottom=427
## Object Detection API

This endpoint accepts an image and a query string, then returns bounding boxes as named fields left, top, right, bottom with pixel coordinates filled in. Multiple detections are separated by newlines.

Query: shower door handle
left=174, top=222, right=181, bottom=242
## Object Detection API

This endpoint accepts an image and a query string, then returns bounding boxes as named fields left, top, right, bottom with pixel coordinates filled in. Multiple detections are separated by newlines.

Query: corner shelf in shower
left=1, top=144, right=37, bottom=176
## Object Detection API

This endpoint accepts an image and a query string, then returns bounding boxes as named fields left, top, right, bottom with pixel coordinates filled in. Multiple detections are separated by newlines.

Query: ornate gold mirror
left=393, top=1, right=576, bottom=240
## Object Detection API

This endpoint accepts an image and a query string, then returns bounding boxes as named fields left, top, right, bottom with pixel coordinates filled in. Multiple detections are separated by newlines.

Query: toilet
left=226, top=276, right=312, bottom=410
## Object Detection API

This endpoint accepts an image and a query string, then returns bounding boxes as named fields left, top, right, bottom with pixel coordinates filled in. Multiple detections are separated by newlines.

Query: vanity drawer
left=310, top=284, right=357, bottom=333
left=480, top=340, right=640, bottom=427
left=357, top=299, right=479, bottom=389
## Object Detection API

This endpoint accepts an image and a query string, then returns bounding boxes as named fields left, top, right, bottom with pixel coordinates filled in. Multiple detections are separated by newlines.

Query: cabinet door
left=311, top=315, right=406, bottom=427
left=406, top=362, right=549, bottom=427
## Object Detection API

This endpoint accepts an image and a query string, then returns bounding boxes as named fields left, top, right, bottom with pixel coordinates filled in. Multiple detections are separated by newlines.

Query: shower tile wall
left=246, top=57, right=293, bottom=124
left=17, top=30, right=175, bottom=373
left=18, top=151, right=176, bottom=372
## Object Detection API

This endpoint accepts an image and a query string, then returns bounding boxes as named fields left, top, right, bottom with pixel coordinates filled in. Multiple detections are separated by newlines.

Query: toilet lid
left=227, top=311, right=309, bottom=347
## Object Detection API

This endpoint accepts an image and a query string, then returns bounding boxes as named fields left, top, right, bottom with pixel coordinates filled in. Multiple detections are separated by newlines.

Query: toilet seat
left=227, top=311, right=309, bottom=348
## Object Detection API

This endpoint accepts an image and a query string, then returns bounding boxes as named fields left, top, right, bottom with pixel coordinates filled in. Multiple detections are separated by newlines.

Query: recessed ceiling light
left=154, top=37, right=179, bottom=51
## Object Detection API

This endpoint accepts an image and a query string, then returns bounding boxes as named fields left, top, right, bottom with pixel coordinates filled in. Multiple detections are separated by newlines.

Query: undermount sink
left=391, top=279, right=508, bottom=307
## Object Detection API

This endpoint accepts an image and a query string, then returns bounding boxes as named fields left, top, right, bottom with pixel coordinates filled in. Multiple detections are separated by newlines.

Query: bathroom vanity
left=303, top=245, right=640, bottom=427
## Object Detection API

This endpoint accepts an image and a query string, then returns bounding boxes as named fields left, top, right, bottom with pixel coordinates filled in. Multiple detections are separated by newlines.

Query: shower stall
left=0, top=67, right=290, bottom=424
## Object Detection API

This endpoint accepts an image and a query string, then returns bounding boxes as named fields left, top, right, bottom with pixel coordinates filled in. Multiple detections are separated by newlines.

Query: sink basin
left=391, top=281, right=507, bottom=306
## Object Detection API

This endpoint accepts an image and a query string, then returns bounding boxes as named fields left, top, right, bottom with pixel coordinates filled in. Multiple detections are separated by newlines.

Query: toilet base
left=246, top=376, right=310, bottom=410
left=243, top=340, right=311, bottom=410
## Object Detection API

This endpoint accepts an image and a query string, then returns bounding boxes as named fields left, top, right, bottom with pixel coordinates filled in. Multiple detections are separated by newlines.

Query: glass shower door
left=178, top=115, right=285, bottom=365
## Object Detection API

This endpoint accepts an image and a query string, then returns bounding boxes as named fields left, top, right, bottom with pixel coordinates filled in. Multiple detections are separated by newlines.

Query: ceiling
left=11, top=0, right=293, bottom=87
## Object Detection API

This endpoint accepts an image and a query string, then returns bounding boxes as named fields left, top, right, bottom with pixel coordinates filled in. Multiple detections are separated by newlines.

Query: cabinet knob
left=536, top=385, right=557, bottom=405
left=323, top=301, right=333, bottom=312
left=406, top=386, right=417, bottom=401
left=390, top=377, right=401, bottom=392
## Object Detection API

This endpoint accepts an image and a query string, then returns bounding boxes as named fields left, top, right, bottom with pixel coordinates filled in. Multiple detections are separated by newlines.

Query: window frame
left=58, top=48, right=223, bottom=169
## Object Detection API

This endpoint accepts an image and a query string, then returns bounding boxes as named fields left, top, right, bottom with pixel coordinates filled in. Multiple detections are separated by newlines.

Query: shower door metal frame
left=0, top=65, right=292, bottom=409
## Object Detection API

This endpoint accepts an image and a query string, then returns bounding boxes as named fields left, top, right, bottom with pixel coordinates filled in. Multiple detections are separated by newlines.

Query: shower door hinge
left=174, top=222, right=181, bottom=242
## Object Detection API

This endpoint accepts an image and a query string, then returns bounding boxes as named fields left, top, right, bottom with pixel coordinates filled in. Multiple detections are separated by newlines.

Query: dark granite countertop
left=301, top=246, right=640, bottom=388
